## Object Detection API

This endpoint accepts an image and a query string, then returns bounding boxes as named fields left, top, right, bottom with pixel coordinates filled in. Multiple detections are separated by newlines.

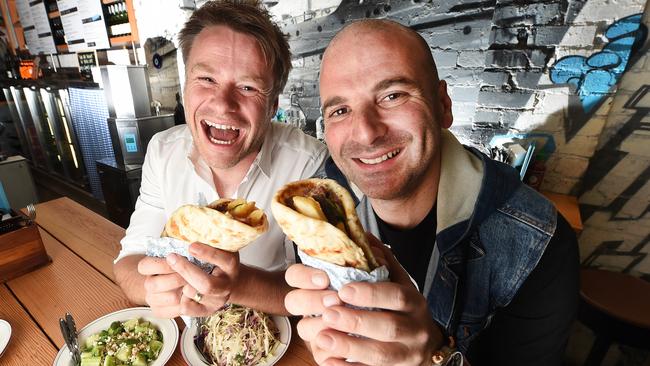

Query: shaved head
left=323, top=19, right=439, bottom=83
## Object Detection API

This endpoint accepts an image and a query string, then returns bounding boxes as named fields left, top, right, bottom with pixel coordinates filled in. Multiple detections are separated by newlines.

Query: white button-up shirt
left=117, top=122, right=328, bottom=271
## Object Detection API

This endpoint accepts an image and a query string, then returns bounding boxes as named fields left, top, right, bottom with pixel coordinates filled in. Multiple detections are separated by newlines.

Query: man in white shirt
left=113, top=0, right=327, bottom=318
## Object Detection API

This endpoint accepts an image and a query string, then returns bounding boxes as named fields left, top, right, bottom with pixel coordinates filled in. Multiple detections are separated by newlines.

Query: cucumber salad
left=80, top=318, right=163, bottom=366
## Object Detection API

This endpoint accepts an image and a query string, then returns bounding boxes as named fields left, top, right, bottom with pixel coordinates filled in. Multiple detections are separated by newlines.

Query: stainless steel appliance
left=96, top=65, right=154, bottom=119
left=6, top=84, right=49, bottom=170
left=38, top=86, right=86, bottom=184
left=96, top=157, right=141, bottom=228
left=23, top=85, right=62, bottom=175
left=1, top=87, right=31, bottom=160
left=96, top=65, right=174, bottom=166
left=107, top=114, right=174, bottom=165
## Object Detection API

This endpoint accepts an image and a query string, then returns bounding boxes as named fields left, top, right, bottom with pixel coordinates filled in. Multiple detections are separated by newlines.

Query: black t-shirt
left=374, top=205, right=437, bottom=292
left=375, top=206, right=579, bottom=366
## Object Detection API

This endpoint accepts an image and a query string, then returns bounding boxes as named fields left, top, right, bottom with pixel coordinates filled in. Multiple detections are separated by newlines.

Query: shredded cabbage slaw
left=196, top=304, right=280, bottom=366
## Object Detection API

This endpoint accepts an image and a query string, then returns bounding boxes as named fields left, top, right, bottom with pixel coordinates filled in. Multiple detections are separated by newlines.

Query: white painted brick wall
left=493, top=3, right=563, bottom=26
left=553, top=25, right=598, bottom=46
left=449, top=86, right=480, bottom=103
left=457, top=51, right=485, bottom=68
left=430, top=50, right=459, bottom=69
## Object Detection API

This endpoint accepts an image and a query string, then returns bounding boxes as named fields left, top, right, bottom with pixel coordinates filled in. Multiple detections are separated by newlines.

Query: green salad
left=79, top=318, right=163, bottom=366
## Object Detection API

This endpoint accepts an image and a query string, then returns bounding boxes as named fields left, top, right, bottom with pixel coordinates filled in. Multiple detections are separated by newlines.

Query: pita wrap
left=163, top=198, right=268, bottom=252
left=271, top=178, right=378, bottom=272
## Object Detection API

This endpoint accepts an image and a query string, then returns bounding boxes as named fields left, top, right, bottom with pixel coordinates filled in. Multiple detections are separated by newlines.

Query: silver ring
left=193, top=292, right=203, bottom=303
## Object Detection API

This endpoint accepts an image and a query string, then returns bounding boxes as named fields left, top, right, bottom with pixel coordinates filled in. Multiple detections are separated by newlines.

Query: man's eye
left=198, top=76, right=214, bottom=83
left=329, top=107, right=348, bottom=117
left=384, top=92, right=403, bottom=101
left=241, top=86, right=256, bottom=92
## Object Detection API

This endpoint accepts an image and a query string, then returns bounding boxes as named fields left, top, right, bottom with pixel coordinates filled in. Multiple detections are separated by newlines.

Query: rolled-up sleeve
left=115, top=137, right=168, bottom=263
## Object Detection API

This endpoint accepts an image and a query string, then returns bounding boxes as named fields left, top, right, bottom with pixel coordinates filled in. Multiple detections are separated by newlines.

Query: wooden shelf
left=56, top=44, right=68, bottom=52
left=104, top=0, right=139, bottom=44
left=48, top=10, right=60, bottom=19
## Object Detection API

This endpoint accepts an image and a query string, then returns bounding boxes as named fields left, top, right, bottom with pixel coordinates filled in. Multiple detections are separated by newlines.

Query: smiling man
left=113, top=0, right=327, bottom=318
left=285, top=19, right=579, bottom=366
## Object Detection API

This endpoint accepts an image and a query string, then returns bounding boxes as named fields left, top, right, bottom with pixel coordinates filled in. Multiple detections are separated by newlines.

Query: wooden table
left=0, top=197, right=316, bottom=366
left=579, top=269, right=650, bottom=365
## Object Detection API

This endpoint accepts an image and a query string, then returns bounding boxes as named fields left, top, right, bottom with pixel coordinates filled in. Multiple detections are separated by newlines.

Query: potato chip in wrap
left=271, top=178, right=378, bottom=272
left=163, top=198, right=268, bottom=251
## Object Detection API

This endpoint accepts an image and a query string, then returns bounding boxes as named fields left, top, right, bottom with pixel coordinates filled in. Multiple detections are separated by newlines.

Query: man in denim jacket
left=285, top=19, right=579, bottom=366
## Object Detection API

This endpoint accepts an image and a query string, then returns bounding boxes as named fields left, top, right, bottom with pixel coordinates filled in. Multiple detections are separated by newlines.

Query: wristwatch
left=431, top=336, right=463, bottom=366
left=432, top=350, right=463, bottom=366
left=444, top=351, right=463, bottom=366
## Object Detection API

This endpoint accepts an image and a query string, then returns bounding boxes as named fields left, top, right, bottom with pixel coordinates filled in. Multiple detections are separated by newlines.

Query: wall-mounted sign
left=152, top=53, right=162, bottom=69
left=32, top=0, right=57, bottom=54
left=57, top=0, right=109, bottom=51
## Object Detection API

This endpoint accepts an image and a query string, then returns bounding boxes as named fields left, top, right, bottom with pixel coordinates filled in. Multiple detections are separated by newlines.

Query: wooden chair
left=579, top=268, right=650, bottom=365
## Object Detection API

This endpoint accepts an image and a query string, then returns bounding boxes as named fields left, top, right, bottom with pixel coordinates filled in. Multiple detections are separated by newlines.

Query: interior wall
left=280, top=0, right=650, bottom=279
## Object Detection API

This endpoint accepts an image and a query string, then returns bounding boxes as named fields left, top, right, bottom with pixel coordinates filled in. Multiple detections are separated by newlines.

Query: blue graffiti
left=550, top=14, right=643, bottom=113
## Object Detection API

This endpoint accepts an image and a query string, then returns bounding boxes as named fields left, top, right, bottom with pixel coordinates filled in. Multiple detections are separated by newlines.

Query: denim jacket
left=323, top=130, right=557, bottom=352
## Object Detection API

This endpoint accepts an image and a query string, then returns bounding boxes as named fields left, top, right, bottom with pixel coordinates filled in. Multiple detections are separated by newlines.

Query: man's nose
left=351, top=105, right=387, bottom=145
left=210, top=84, right=238, bottom=113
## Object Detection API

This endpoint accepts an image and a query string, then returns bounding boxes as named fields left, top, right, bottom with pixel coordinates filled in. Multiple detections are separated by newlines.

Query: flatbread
left=271, top=178, right=378, bottom=271
left=163, top=198, right=268, bottom=252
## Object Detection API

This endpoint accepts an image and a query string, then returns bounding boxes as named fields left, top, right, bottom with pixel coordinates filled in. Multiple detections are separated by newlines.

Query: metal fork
left=26, top=203, right=36, bottom=221
left=59, top=313, right=81, bottom=366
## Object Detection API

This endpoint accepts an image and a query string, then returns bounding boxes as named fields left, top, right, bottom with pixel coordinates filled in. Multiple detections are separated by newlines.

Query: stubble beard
left=337, top=131, right=430, bottom=200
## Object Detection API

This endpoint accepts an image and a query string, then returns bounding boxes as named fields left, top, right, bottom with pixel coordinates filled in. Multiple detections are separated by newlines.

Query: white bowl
left=0, top=319, right=11, bottom=358
left=53, top=307, right=178, bottom=366
left=180, top=314, right=291, bottom=366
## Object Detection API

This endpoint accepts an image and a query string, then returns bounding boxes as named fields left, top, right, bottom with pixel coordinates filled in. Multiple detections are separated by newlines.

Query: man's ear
left=271, top=96, right=279, bottom=118
left=438, top=80, right=453, bottom=129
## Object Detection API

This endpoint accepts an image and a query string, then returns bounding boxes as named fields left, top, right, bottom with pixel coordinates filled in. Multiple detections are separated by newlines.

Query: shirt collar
left=253, top=123, right=275, bottom=179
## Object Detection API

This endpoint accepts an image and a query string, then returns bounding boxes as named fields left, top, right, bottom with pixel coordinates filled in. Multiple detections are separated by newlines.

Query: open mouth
left=202, top=120, right=241, bottom=145
left=358, top=148, right=401, bottom=165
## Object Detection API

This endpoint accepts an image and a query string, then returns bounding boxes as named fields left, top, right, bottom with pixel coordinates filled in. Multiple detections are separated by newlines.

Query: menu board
left=16, top=0, right=56, bottom=54
left=57, top=0, right=85, bottom=51
left=32, top=1, right=57, bottom=54
left=15, top=0, right=34, bottom=28
left=57, top=0, right=109, bottom=51
left=31, top=1, right=51, bottom=35
left=23, top=27, right=40, bottom=53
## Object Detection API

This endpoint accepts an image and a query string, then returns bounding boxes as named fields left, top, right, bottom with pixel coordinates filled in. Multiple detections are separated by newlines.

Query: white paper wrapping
left=297, top=249, right=389, bottom=291
left=145, top=236, right=216, bottom=273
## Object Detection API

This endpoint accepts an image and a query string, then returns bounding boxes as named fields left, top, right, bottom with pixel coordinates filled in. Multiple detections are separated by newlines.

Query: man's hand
left=165, top=242, right=240, bottom=317
left=137, top=256, right=187, bottom=318
left=285, top=237, right=444, bottom=366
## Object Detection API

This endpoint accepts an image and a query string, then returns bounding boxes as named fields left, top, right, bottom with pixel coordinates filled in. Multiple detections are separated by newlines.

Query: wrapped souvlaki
left=146, top=198, right=269, bottom=272
left=271, top=178, right=388, bottom=290
left=162, top=198, right=268, bottom=250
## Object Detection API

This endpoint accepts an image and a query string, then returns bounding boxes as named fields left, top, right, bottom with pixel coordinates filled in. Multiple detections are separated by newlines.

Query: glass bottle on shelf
left=120, top=2, right=131, bottom=36
left=106, top=4, right=113, bottom=36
